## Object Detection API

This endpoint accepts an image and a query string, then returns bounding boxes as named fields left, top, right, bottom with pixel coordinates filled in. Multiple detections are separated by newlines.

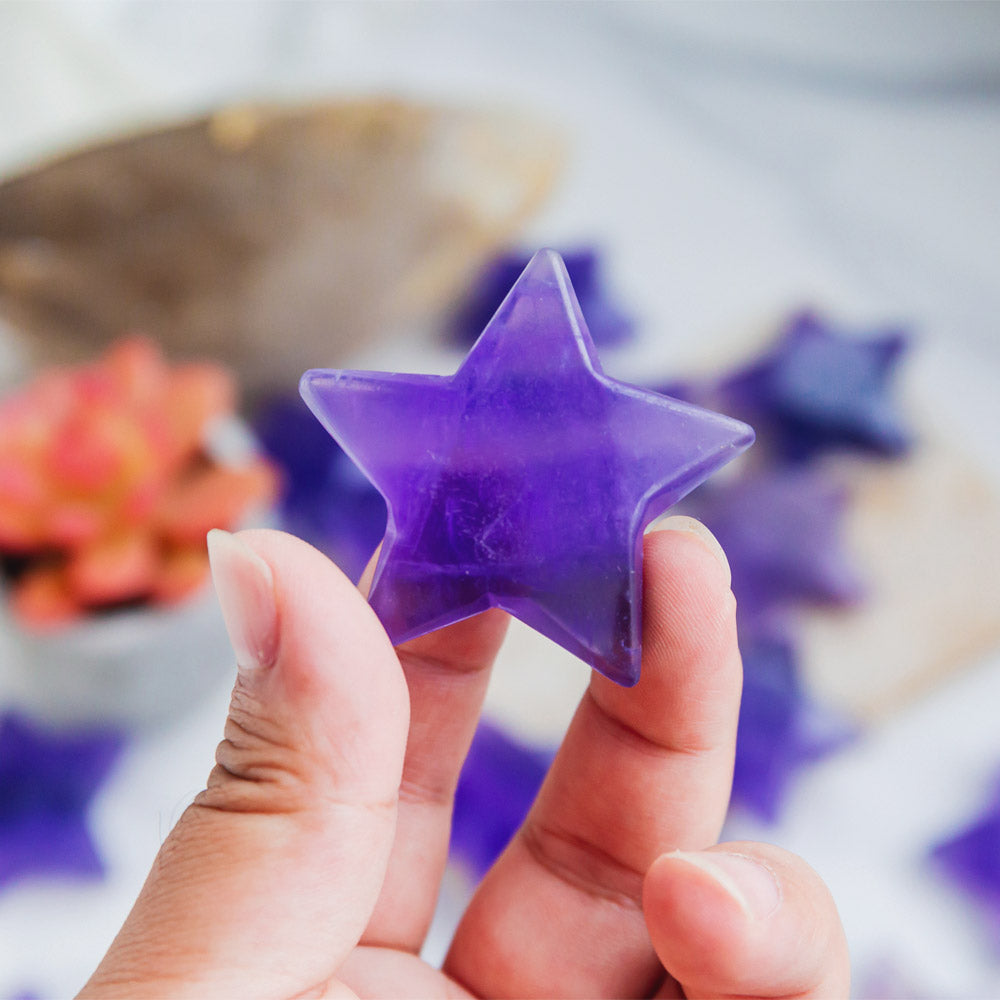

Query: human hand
left=79, top=520, right=849, bottom=999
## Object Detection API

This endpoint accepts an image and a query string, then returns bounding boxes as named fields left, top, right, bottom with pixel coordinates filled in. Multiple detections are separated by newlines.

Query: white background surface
left=1, top=3, right=1000, bottom=997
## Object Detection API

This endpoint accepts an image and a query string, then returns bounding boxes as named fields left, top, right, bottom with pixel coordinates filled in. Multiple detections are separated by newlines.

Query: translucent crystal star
left=451, top=247, right=635, bottom=349
left=932, top=774, right=1000, bottom=948
left=255, top=395, right=386, bottom=582
left=732, top=636, right=854, bottom=822
left=0, top=713, right=123, bottom=889
left=301, top=250, right=753, bottom=685
left=687, top=467, right=864, bottom=631
left=451, top=719, right=554, bottom=877
left=720, top=310, right=912, bottom=461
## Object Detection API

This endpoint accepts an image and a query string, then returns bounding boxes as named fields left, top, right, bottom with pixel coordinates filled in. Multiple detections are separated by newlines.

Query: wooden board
left=800, top=439, right=1000, bottom=720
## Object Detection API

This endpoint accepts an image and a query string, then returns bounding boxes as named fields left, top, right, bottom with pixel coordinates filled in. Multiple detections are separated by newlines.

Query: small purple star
left=450, top=248, right=635, bottom=349
left=255, top=395, right=386, bottom=582
left=301, top=250, right=753, bottom=685
left=932, top=776, right=1000, bottom=948
left=451, top=719, right=554, bottom=878
left=0, top=713, right=124, bottom=889
left=720, top=310, right=912, bottom=461
left=732, top=636, right=854, bottom=822
left=686, top=467, right=865, bottom=631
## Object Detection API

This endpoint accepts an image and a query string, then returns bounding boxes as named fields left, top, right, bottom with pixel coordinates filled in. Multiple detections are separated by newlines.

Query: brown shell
left=0, top=99, right=564, bottom=397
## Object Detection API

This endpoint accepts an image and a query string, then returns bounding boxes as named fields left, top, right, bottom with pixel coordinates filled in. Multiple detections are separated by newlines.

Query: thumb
left=80, top=529, right=409, bottom=1000
left=644, top=841, right=850, bottom=999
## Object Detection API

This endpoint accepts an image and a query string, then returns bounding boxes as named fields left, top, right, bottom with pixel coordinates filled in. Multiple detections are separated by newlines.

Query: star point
left=686, top=466, right=865, bottom=632
left=302, top=250, right=753, bottom=685
left=720, top=311, right=912, bottom=461
left=0, top=712, right=123, bottom=889
left=731, top=635, right=854, bottom=822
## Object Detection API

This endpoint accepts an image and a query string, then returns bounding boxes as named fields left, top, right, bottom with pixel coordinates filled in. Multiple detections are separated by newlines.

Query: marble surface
left=1, top=3, right=999, bottom=996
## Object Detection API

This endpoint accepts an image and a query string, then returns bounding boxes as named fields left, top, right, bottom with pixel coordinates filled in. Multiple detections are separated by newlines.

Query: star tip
left=736, top=420, right=756, bottom=452
left=715, top=414, right=755, bottom=458
left=593, top=649, right=641, bottom=687
left=298, top=368, right=329, bottom=406
left=534, top=246, right=564, bottom=262
left=525, top=247, right=569, bottom=280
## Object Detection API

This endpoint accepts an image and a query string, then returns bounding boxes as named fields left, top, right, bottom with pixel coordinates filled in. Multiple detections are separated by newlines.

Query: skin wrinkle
left=196, top=708, right=402, bottom=820
left=204, top=723, right=317, bottom=812
left=393, top=701, right=482, bottom=806
left=519, top=817, right=647, bottom=911
left=396, top=767, right=460, bottom=809
left=287, top=980, right=339, bottom=1000
left=214, top=725, right=311, bottom=786
left=196, top=772, right=401, bottom=822
left=398, top=644, right=497, bottom=680
left=643, top=542, right=736, bottom=632
left=222, top=680, right=402, bottom=808
left=602, top=642, right=743, bottom=756
left=583, top=687, right=708, bottom=761
left=641, top=591, right=738, bottom=689
left=642, top=587, right=738, bottom=676
left=225, top=681, right=292, bottom=749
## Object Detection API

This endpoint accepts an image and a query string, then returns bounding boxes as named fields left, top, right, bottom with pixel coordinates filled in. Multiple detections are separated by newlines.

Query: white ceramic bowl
left=4, top=580, right=235, bottom=731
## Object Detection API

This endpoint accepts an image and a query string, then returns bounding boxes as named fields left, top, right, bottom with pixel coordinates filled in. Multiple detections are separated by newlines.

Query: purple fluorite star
left=720, top=311, right=912, bottom=461
left=732, top=636, right=854, bottom=822
left=301, top=250, right=753, bottom=685
left=687, top=467, right=864, bottom=631
left=0, top=713, right=124, bottom=889
left=451, top=248, right=635, bottom=349
left=932, top=777, right=1000, bottom=948
left=255, top=395, right=386, bottom=582
left=451, top=719, right=554, bottom=878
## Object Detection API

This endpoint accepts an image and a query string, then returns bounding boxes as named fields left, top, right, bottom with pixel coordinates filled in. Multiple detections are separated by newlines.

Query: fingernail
left=207, top=529, right=278, bottom=673
left=649, top=515, right=731, bottom=586
left=667, top=850, right=781, bottom=920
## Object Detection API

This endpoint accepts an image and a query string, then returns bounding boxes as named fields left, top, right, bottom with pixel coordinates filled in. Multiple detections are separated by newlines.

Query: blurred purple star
left=732, top=636, right=854, bottom=822
left=686, top=467, right=865, bottom=632
left=451, top=719, right=554, bottom=878
left=719, top=310, right=912, bottom=461
left=450, top=248, right=635, bottom=349
left=0, top=713, right=124, bottom=889
left=254, top=396, right=386, bottom=582
left=932, top=775, right=1000, bottom=948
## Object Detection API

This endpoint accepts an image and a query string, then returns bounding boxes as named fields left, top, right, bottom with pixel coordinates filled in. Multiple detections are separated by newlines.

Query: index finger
left=357, top=545, right=510, bottom=953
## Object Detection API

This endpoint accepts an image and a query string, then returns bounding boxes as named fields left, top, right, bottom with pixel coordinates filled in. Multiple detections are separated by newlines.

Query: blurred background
left=1, top=2, right=999, bottom=996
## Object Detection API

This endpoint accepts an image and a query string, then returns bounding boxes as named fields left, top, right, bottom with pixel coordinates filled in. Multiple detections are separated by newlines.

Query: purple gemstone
left=720, top=310, right=912, bottom=461
left=451, top=719, right=554, bottom=878
left=932, top=778, right=1000, bottom=948
left=732, top=636, right=854, bottom=822
left=0, top=713, right=124, bottom=889
left=255, top=395, right=386, bottom=582
left=302, top=250, right=753, bottom=685
left=686, top=466, right=865, bottom=630
left=451, top=248, right=634, bottom=349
